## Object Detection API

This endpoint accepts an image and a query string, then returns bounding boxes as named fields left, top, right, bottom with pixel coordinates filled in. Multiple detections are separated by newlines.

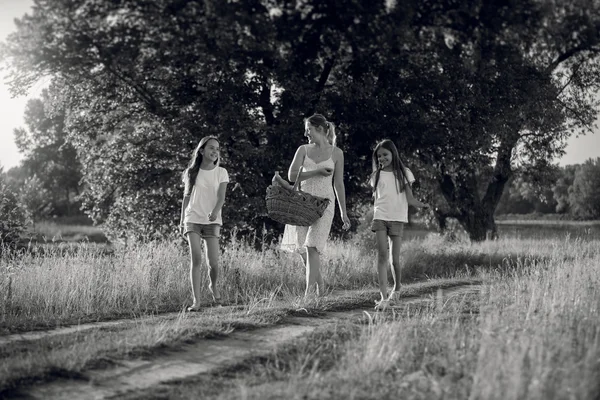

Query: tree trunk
left=458, top=206, right=497, bottom=242
left=438, top=169, right=504, bottom=242
left=435, top=211, right=448, bottom=233
left=66, top=188, right=71, bottom=215
left=438, top=132, right=517, bottom=242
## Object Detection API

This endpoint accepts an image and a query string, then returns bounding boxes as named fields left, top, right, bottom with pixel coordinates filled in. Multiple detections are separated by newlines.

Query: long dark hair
left=370, top=139, right=408, bottom=194
left=182, top=135, right=219, bottom=196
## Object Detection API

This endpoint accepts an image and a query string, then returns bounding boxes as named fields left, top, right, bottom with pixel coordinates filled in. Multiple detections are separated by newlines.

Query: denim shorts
left=184, top=223, right=221, bottom=239
left=371, top=219, right=405, bottom=237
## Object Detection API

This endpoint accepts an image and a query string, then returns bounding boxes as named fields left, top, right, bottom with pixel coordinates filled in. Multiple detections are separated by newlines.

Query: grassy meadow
left=1, top=219, right=599, bottom=398
left=24, top=216, right=108, bottom=244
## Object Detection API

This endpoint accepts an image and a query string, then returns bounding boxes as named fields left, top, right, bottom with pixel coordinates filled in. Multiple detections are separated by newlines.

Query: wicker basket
left=266, top=170, right=330, bottom=226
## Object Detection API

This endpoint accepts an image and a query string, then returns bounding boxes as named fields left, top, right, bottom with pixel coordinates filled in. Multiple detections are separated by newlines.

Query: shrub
left=0, top=173, right=29, bottom=251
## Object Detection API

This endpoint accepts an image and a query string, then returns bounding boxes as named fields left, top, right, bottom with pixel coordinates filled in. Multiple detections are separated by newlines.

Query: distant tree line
left=496, top=158, right=600, bottom=219
left=1, top=0, right=600, bottom=242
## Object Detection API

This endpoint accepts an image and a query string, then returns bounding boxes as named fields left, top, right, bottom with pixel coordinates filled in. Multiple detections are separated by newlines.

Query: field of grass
left=1, top=220, right=599, bottom=398
left=496, top=219, right=600, bottom=240
left=214, top=241, right=599, bottom=400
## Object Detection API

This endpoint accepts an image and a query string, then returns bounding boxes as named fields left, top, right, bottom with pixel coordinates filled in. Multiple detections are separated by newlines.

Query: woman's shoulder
left=332, top=146, right=344, bottom=159
left=295, top=144, right=309, bottom=154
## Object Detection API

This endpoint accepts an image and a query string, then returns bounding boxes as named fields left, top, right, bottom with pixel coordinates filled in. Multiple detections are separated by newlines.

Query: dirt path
left=7, top=284, right=482, bottom=400
left=0, top=313, right=181, bottom=347
left=21, top=316, right=339, bottom=400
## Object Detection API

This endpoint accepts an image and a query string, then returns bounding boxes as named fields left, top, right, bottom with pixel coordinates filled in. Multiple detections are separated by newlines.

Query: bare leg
left=187, top=233, right=204, bottom=308
left=204, top=237, right=221, bottom=302
left=305, top=246, right=323, bottom=296
left=300, top=250, right=307, bottom=266
left=375, top=230, right=390, bottom=301
left=389, top=235, right=403, bottom=293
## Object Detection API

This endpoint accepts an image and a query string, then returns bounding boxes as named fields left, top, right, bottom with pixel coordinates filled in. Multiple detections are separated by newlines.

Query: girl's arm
left=209, top=182, right=228, bottom=220
left=333, top=148, right=351, bottom=229
left=405, top=184, right=428, bottom=208
left=287, top=145, right=324, bottom=183
left=180, top=194, right=190, bottom=233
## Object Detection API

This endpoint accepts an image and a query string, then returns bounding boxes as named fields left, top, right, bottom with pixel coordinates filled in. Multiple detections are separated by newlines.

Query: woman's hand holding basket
left=266, top=168, right=331, bottom=226
left=272, top=171, right=294, bottom=191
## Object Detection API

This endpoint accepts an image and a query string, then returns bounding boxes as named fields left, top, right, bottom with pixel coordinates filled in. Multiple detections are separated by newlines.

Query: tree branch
left=308, top=53, right=338, bottom=114
left=555, top=61, right=584, bottom=97
left=258, top=79, right=276, bottom=125
left=557, top=98, right=595, bottom=131
left=482, top=134, right=518, bottom=209
left=546, top=44, right=600, bottom=74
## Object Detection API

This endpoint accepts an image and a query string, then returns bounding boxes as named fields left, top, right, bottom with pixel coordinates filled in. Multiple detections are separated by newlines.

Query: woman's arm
left=333, top=148, right=351, bottom=229
left=287, top=145, right=323, bottom=183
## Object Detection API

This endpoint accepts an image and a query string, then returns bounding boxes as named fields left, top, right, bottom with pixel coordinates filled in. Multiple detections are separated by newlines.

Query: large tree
left=392, top=0, right=600, bottom=239
left=2, top=0, right=599, bottom=241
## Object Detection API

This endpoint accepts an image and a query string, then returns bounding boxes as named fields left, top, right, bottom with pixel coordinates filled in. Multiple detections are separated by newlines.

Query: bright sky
left=0, top=0, right=598, bottom=170
left=0, top=0, right=35, bottom=171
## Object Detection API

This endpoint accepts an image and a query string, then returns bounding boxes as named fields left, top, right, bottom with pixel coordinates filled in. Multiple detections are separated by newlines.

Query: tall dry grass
left=231, top=237, right=600, bottom=400
left=2, top=226, right=598, bottom=334
left=0, top=235, right=379, bottom=331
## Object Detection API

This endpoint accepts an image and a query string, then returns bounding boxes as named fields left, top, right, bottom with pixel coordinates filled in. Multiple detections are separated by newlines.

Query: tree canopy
left=2, top=0, right=599, bottom=241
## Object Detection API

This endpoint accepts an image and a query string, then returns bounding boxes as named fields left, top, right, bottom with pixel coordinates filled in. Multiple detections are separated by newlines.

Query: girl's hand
left=318, top=167, right=334, bottom=176
left=208, top=211, right=217, bottom=222
left=341, top=213, right=351, bottom=230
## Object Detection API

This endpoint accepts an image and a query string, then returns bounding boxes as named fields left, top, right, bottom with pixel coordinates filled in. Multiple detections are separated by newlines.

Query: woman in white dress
left=277, top=114, right=351, bottom=296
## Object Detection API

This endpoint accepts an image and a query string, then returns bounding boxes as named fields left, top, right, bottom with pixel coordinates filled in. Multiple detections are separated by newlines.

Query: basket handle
left=290, top=146, right=307, bottom=191
left=291, top=166, right=303, bottom=191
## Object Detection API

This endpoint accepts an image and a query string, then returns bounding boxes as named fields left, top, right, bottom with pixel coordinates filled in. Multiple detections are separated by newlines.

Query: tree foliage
left=568, top=158, right=600, bottom=219
left=553, top=164, right=578, bottom=213
left=2, top=0, right=600, bottom=241
left=0, top=169, right=29, bottom=250
left=13, top=84, right=83, bottom=216
left=18, top=175, right=53, bottom=224
left=492, top=160, right=600, bottom=219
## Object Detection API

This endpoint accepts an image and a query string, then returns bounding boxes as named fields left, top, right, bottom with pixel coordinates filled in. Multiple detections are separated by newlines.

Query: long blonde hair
left=306, top=114, right=336, bottom=147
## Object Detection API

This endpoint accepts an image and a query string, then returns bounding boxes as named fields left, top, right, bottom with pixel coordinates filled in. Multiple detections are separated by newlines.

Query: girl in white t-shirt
left=369, top=139, right=428, bottom=310
left=180, top=136, right=229, bottom=311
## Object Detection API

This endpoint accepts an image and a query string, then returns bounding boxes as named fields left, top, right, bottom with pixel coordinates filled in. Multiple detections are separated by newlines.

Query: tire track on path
left=0, top=313, right=181, bottom=347
left=9, top=284, right=482, bottom=400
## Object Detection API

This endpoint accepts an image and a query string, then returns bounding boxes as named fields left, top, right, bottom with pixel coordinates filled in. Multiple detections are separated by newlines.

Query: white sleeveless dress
left=280, top=152, right=336, bottom=254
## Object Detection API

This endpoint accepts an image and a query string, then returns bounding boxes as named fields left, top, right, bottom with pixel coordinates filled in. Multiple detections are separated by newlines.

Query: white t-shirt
left=371, top=168, right=415, bottom=223
left=184, top=166, right=229, bottom=225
